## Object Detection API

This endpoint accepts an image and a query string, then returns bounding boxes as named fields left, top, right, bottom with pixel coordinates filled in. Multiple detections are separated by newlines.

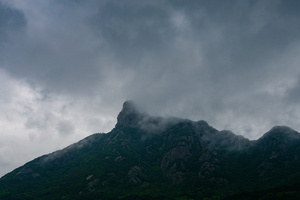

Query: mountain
left=0, top=101, right=300, bottom=200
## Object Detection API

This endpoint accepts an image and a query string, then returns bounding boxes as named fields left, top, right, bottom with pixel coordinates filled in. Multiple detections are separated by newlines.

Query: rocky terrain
left=0, top=101, right=299, bottom=199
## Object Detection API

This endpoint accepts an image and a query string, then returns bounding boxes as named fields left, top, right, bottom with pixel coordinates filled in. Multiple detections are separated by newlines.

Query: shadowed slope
left=0, top=102, right=299, bottom=200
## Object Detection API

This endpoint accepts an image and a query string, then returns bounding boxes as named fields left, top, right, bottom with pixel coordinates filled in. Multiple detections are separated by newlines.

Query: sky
left=0, top=0, right=300, bottom=176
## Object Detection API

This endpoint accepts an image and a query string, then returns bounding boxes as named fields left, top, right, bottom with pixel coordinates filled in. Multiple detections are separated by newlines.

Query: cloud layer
left=0, top=0, right=300, bottom=176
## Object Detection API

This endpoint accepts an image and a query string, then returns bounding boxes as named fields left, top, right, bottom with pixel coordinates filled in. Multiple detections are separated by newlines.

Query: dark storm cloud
left=90, top=1, right=173, bottom=64
left=1, top=0, right=300, bottom=141
left=85, top=0, right=300, bottom=120
left=0, top=0, right=102, bottom=97
left=0, top=2, right=26, bottom=35
left=0, top=1, right=26, bottom=54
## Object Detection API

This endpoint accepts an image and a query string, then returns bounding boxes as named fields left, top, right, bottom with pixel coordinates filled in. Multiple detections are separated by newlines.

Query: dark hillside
left=0, top=101, right=299, bottom=200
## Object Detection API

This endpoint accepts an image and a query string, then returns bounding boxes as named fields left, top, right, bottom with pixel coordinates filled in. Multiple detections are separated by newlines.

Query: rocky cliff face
left=254, top=126, right=300, bottom=177
left=0, top=101, right=300, bottom=200
left=116, top=101, right=145, bottom=128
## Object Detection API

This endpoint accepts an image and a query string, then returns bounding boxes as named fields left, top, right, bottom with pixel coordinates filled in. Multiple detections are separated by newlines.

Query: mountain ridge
left=0, top=101, right=299, bottom=199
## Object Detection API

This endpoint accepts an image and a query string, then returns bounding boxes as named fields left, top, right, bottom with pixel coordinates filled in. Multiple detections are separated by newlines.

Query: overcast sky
left=0, top=0, right=300, bottom=176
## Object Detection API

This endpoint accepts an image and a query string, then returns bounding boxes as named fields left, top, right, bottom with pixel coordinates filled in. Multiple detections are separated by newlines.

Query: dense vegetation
left=0, top=101, right=299, bottom=199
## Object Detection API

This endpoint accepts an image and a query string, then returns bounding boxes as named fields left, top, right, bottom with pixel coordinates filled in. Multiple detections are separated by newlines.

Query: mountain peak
left=269, top=125, right=296, bottom=132
left=258, top=125, right=300, bottom=144
left=265, top=126, right=299, bottom=138
left=121, top=100, right=139, bottom=113
left=116, top=101, right=146, bottom=128
left=1, top=102, right=300, bottom=199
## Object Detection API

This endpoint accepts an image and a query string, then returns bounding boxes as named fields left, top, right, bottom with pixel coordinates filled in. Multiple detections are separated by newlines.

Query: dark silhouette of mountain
left=0, top=101, right=299, bottom=200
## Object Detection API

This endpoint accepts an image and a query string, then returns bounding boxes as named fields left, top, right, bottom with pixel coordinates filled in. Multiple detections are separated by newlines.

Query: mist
left=0, top=0, right=300, bottom=177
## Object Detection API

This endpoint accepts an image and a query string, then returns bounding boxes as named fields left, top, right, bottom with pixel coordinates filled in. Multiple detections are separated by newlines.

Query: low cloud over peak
left=1, top=0, right=300, bottom=177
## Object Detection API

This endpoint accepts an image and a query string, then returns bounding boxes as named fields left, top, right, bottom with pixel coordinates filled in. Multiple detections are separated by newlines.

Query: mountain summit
left=0, top=102, right=300, bottom=200
left=116, top=100, right=145, bottom=127
left=259, top=125, right=300, bottom=142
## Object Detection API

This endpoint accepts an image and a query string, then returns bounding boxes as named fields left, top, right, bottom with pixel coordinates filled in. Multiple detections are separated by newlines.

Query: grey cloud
left=285, top=74, right=300, bottom=103
left=0, top=1, right=103, bottom=97
left=90, top=1, right=174, bottom=64
left=1, top=0, right=300, bottom=144
left=56, top=120, right=75, bottom=136
left=0, top=2, right=26, bottom=40
left=25, top=112, right=56, bottom=131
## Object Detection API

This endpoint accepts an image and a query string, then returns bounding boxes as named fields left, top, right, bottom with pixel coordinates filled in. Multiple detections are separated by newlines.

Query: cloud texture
left=0, top=0, right=300, bottom=176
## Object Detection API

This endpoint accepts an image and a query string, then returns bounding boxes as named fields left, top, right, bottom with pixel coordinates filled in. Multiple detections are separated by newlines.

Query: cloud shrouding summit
left=0, top=0, right=300, bottom=176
